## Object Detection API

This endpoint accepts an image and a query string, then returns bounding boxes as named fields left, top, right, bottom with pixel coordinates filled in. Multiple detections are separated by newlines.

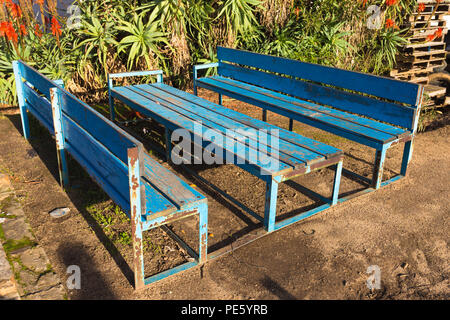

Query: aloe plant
left=116, top=10, right=168, bottom=70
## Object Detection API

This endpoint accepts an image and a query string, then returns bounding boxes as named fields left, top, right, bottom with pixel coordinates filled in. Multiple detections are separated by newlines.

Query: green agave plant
left=116, top=9, right=168, bottom=70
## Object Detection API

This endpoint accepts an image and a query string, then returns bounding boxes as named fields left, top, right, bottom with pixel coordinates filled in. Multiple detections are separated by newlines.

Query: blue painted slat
left=128, top=85, right=297, bottom=170
left=133, top=84, right=324, bottom=167
left=198, top=76, right=398, bottom=145
left=58, top=90, right=141, bottom=164
left=61, top=113, right=131, bottom=213
left=111, top=86, right=292, bottom=175
left=141, top=152, right=205, bottom=208
left=218, top=62, right=417, bottom=130
left=197, top=79, right=383, bottom=149
left=22, top=83, right=54, bottom=133
left=142, top=179, right=178, bottom=217
left=217, top=46, right=422, bottom=107
left=17, top=60, right=61, bottom=100
left=156, top=84, right=342, bottom=158
left=210, top=76, right=409, bottom=138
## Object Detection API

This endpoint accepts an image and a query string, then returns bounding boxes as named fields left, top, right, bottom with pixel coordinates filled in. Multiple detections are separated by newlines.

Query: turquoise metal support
left=332, top=161, right=343, bottom=205
left=193, top=62, right=219, bottom=97
left=108, top=70, right=164, bottom=122
left=372, top=145, right=388, bottom=190
left=400, top=140, right=414, bottom=176
left=12, top=61, right=30, bottom=140
left=127, top=147, right=145, bottom=289
left=263, top=176, right=280, bottom=233
left=165, top=127, right=172, bottom=162
left=50, top=87, right=70, bottom=188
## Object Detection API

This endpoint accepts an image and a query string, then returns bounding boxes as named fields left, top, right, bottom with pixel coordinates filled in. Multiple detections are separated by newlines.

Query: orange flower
left=385, top=18, right=396, bottom=29
left=51, top=16, right=62, bottom=38
left=386, top=0, right=398, bottom=6
left=427, top=27, right=443, bottom=42
left=418, top=3, right=426, bottom=13
left=19, top=24, right=26, bottom=36
left=5, top=21, right=18, bottom=43
left=0, top=21, right=7, bottom=37
left=8, top=3, right=22, bottom=19
left=35, top=0, right=45, bottom=5
left=34, top=24, right=42, bottom=38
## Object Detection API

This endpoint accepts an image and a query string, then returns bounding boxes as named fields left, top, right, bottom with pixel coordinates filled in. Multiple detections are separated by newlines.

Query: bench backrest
left=13, top=61, right=61, bottom=134
left=217, top=47, right=424, bottom=131
left=13, top=60, right=144, bottom=216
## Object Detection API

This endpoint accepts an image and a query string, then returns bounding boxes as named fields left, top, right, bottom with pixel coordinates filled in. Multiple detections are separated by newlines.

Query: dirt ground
left=0, top=90, right=448, bottom=300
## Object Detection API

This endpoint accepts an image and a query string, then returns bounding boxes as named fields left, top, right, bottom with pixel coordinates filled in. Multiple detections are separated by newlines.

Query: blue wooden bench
left=13, top=61, right=208, bottom=289
left=108, top=71, right=344, bottom=238
left=193, top=47, right=425, bottom=195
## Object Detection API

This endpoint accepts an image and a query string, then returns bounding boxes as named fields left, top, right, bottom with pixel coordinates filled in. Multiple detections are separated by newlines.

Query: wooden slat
left=210, top=76, right=408, bottom=137
left=58, top=90, right=140, bottom=164
left=62, top=113, right=132, bottom=214
left=111, top=86, right=293, bottom=175
left=218, top=62, right=417, bottom=130
left=217, top=46, right=422, bottom=106
left=198, top=77, right=403, bottom=145
left=142, top=179, right=178, bottom=217
left=17, top=60, right=60, bottom=100
left=155, top=83, right=342, bottom=158
left=22, top=83, right=54, bottom=133
left=141, top=152, right=204, bottom=209
left=133, top=84, right=325, bottom=167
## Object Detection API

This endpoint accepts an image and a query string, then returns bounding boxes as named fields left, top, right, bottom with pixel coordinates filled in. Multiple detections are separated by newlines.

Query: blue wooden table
left=109, top=72, right=344, bottom=239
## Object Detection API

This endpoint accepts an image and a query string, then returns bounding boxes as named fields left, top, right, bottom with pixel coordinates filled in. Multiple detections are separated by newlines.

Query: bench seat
left=197, top=75, right=412, bottom=146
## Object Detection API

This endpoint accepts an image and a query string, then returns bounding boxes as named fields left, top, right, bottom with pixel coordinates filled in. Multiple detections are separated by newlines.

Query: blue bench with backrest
left=194, top=47, right=424, bottom=194
left=13, top=60, right=208, bottom=289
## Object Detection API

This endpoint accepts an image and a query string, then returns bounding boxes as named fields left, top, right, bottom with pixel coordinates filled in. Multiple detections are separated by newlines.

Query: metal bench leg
left=372, top=146, right=387, bottom=190
left=400, top=140, right=414, bottom=176
left=165, top=127, right=172, bottom=162
left=108, top=76, right=115, bottom=121
left=50, top=88, right=70, bottom=188
left=13, top=61, right=30, bottom=140
left=289, top=119, right=294, bottom=132
left=128, top=148, right=145, bottom=290
left=263, top=109, right=268, bottom=122
left=332, top=161, right=343, bottom=205
left=198, top=202, right=208, bottom=264
left=263, top=177, right=279, bottom=233
left=218, top=94, right=223, bottom=105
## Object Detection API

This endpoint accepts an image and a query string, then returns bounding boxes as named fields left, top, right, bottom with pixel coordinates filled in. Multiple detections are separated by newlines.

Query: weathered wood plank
left=157, top=84, right=342, bottom=158
left=218, top=62, right=417, bottom=130
left=16, top=60, right=61, bottom=100
left=198, top=76, right=400, bottom=144
left=58, top=90, right=141, bottom=164
left=61, top=113, right=131, bottom=214
left=208, top=76, right=409, bottom=137
left=133, top=84, right=325, bottom=167
left=141, top=152, right=205, bottom=208
left=22, top=83, right=54, bottom=133
left=111, top=86, right=293, bottom=175
left=217, top=46, right=422, bottom=106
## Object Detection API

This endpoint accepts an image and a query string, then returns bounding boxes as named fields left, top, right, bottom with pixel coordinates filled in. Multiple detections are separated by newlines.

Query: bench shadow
left=57, top=242, right=117, bottom=299
left=5, top=113, right=135, bottom=291
left=260, top=275, right=297, bottom=300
